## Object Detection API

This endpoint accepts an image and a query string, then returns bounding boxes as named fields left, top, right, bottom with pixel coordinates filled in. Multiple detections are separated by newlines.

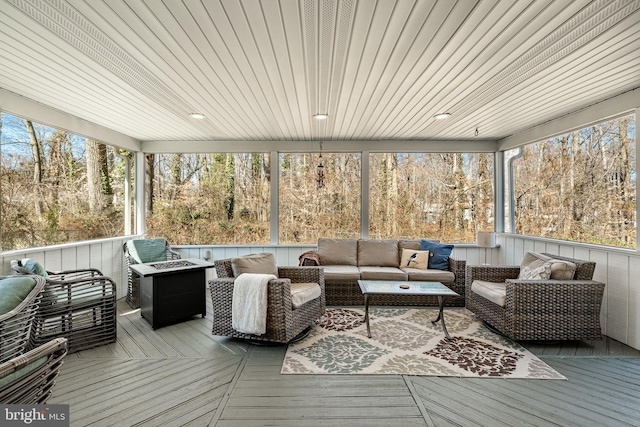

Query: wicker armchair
left=11, top=260, right=117, bottom=353
left=465, top=253, right=605, bottom=341
left=0, top=275, right=46, bottom=364
left=0, top=338, right=67, bottom=404
left=123, top=238, right=180, bottom=308
left=210, top=256, right=325, bottom=344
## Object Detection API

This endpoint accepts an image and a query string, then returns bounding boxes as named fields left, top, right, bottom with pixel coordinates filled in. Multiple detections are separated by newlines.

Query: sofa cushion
left=419, top=240, right=453, bottom=270
left=398, top=240, right=421, bottom=252
left=322, top=265, right=361, bottom=282
left=318, top=238, right=358, bottom=266
left=471, top=280, right=506, bottom=307
left=290, top=282, right=322, bottom=308
left=231, top=253, right=278, bottom=278
left=401, top=268, right=455, bottom=282
left=399, top=249, right=429, bottom=269
left=357, top=239, right=398, bottom=267
left=359, top=267, right=407, bottom=281
left=520, top=252, right=576, bottom=280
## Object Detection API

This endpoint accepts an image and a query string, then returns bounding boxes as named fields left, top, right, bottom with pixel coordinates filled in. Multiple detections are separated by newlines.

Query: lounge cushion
left=359, top=266, right=407, bottom=281
left=290, top=282, right=322, bottom=308
left=357, top=239, right=398, bottom=267
left=520, top=252, right=576, bottom=280
left=471, top=280, right=506, bottom=307
left=401, top=268, right=454, bottom=282
left=419, top=240, right=454, bottom=270
left=322, top=265, right=361, bottom=282
left=399, top=249, right=429, bottom=269
left=0, top=355, right=48, bottom=388
left=0, top=277, right=38, bottom=315
left=127, top=239, right=168, bottom=263
left=231, top=253, right=278, bottom=278
left=318, top=238, right=358, bottom=266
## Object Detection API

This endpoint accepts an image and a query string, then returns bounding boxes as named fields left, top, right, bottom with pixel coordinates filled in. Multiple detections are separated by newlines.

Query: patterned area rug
left=281, top=307, right=565, bottom=379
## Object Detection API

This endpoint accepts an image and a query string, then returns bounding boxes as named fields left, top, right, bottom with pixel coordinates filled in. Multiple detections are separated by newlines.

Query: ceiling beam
left=141, top=139, right=499, bottom=153
left=498, top=87, right=640, bottom=151
left=0, top=88, right=141, bottom=152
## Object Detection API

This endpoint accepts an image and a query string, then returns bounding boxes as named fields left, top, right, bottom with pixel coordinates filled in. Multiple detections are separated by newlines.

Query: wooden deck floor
left=50, top=300, right=640, bottom=427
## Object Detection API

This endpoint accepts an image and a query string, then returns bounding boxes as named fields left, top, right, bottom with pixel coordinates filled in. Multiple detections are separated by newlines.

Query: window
left=145, top=153, right=270, bottom=244
left=369, top=153, right=494, bottom=242
left=509, top=114, right=636, bottom=248
left=279, top=153, right=360, bottom=243
left=0, top=112, right=131, bottom=251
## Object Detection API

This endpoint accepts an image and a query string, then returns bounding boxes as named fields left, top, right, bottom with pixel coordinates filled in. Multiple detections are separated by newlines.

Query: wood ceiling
left=0, top=0, right=639, bottom=146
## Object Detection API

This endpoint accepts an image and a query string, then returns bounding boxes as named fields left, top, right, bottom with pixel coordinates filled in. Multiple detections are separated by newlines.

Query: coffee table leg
left=364, top=293, right=371, bottom=338
left=431, top=296, right=452, bottom=339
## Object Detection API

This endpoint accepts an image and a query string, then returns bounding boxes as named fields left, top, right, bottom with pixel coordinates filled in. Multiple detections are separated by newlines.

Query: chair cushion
left=357, top=240, right=399, bottom=267
left=322, top=265, right=361, bottom=282
left=359, top=267, right=407, bottom=281
left=0, top=277, right=37, bottom=315
left=127, top=239, right=168, bottom=263
left=471, top=280, right=506, bottom=307
left=401, top=268, right=455, bottom=282
left=520, top=252, right=576, bottom=280
left=318, top=238, right=358, bottom=266
left=419, top=240, right=453, bottom=270
left=399, top=249, right=429, bottom=269
left=231, top=253, right=278, bottom=278
left=290, top=282, right=322, bottom=308
left=0, top=355, right=47, bottom=388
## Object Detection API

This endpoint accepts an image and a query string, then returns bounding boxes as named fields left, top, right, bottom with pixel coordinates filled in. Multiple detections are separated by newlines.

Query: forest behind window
left=0, top=113, right=130, bottom=251
left=510, top=114, right=636, bottom=248
left=370, top=153, right=494, bottom=242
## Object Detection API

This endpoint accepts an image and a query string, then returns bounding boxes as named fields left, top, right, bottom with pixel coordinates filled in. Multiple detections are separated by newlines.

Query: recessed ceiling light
left=313, top=114, right=328, bottom=120
left=189, top=113, right=205, bottom=119
left=433, top=112, right=451, bottom=120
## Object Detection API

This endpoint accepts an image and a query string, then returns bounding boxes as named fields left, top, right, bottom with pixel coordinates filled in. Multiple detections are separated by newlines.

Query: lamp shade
left=476, top=231, right=496, bottom=248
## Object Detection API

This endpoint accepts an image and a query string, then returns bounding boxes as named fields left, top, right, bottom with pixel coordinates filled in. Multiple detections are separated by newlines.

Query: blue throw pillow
left=419, top=240, right=453, bottom=270
left=20, top=258, right=49, bottom=278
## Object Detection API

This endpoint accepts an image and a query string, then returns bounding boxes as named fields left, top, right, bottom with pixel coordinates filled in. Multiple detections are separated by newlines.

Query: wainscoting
left=2, top=234, right=637, bottom=350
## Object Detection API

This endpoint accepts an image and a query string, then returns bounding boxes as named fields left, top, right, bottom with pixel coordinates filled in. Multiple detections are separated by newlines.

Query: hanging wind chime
left=316, top=141, right=325, bottom=189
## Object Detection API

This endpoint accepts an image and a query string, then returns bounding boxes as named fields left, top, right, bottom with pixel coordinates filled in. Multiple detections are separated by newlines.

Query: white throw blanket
left=232, top=273, right=277, bottom=335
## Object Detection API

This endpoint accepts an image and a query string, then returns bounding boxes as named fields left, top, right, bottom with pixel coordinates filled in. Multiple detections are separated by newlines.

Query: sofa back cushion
left=231, top=253, right=279, bottom=277
left=318, top=238, right=358, bottom=266
left=357, top=239, right=398, bottom=267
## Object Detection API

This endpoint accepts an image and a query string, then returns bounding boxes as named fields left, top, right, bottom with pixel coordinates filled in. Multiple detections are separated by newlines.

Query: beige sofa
left=304, top=238, right=465, bottom=306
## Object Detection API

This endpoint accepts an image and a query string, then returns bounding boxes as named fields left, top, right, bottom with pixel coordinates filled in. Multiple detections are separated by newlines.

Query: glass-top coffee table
left=357, top=280, right=460, bottom=339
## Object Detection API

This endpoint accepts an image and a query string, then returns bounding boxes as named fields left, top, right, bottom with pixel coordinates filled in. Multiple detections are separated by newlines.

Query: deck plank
left=48, top=300, right=640, bottom=426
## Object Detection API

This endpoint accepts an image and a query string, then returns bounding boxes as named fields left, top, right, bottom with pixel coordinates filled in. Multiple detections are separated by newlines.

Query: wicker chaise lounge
left=466, top=253, right=605, bottom=341
left=210, top=253, right=325, bottom=344
left=11, top=260, right=117, bottom=353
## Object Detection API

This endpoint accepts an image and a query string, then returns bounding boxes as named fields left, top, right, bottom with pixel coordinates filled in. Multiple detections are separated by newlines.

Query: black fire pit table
left=129, top=258, right=214, bottom=329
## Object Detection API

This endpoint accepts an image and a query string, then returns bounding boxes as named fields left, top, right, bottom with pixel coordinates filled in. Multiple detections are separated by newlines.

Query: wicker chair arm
left=167, top=247, right=181, bottom=260
left=466, top=265, right=521, bottom=284
left=277, top=266, right=323, bottom=283
left=46, top=268, right=104, bottom=280
left=504, top=279, right=605, bottom=310
left=448, top=258, right=466, bottom=277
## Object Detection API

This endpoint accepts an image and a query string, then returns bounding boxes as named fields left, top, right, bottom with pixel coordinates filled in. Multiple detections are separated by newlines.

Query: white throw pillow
left=518, top=262, right=552, bottom=280
left=399, top=249, right=429, bottom=269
